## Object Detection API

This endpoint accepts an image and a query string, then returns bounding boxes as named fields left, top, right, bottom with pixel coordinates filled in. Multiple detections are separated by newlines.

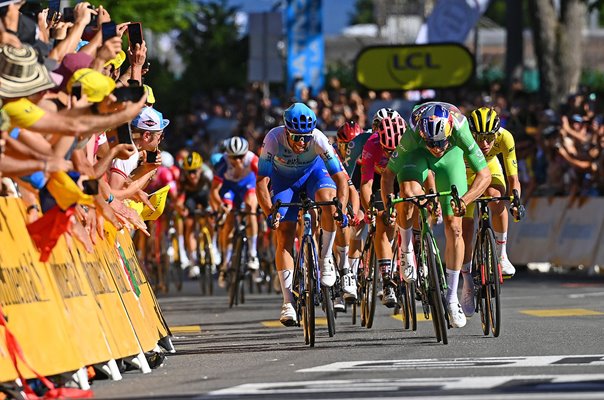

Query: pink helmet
left=377, top=115, right=406, bottom=150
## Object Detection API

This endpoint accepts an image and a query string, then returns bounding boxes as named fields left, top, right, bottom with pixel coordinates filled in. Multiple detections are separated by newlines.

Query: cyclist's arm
left=315, top=131, right=348, bottom=210
left=256, top=175, right=272, bottom=218
left=209, top=178, right=223, bottom=212
left=257, top=133, right=277, bottom=218
left=380, top=168, right=395, bottom=208
left=463, top=165, right=490, bottom=206
left=499, top=129, right=521, bottom=197
left=456, top=121, right=490, bottom=205
left=331, top=170, right=349, bottom=211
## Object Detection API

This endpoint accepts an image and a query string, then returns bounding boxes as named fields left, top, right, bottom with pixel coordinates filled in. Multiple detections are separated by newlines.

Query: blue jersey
left=258, top=126, right=343, bottom=179
left=333, top=130, right=372, bottom=177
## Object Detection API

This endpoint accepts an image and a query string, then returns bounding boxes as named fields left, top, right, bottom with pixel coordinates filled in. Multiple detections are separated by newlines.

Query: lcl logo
left=391, top=52, right=441, bottom=71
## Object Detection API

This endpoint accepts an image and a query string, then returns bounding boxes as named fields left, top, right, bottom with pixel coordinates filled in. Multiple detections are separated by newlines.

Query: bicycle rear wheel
left=425, top=232, right=448, bottom=345
left=362, top=241, right=378, bottom=329
left=301, top=236, right=316, bottom=347
left=484, top=228, right=501, bottom=337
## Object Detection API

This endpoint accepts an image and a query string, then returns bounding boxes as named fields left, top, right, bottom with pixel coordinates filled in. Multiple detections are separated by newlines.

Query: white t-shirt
left=110, top=147, right=140, bottom=180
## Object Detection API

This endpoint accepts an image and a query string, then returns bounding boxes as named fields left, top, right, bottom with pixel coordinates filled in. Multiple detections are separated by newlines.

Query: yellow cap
left=144, top=84, right=155, bottom=104
left=104, top=50, right=126, bottom=69
left=67, top=68, right=116, bottom=103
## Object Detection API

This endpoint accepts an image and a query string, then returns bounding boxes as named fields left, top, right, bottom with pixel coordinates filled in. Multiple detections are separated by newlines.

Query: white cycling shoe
left=280, top=303, right=297, bottom=327
left=342, top=273, right=357, bottom=302
left=320, top=256, right=336, bottom=287
left=246, top=256, right=260, bottom=271
left=500, top=257, right=516, bottom=278
left=447, top=301, right=467, bottom=328
left=400, top=251, right=417, bottom=283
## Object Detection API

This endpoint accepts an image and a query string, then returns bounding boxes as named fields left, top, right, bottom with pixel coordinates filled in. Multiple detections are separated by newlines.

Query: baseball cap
left=131, top=106, right=169, bottom=131
left=67, top=68, right=116, bottom=103
left=571, top=114, right=583, bottom=123
left=144, top=84, right=155, bottom=104
left=53, top=52, right=94, bottom=91
left=104, top=50, right=126, bottom=70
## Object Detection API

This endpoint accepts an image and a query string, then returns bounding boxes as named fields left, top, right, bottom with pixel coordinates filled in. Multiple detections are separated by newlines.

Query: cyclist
left=176, top=151, right=214, bottom=278
left=332, top=120, right=369, bottom=305
left=382, top=102, right=491, bottom=328
left=210, top=136, right=260, bottom=288
left=362, top=114, right=406, bottom=308
left=256, top=102, right=350, bottom=326
left=461, top=107, right=524, bottom=317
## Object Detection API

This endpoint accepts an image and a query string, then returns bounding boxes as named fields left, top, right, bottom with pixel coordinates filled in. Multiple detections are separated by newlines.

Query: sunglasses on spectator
left=426, top=139, right=449, bottom=149
left=287, top=130, right=313, bottom=143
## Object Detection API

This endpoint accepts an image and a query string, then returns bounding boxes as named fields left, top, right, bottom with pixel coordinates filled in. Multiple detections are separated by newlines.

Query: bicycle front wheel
left=473, top=234, right=490, bottom=336
left=425, top=232, right=448, bottom=345
left=484, top=228, right=501, bottom=337
left=322, top=285, right=336, bottom=337
left=403, top=280, right=417, bottom=331
left=228, top=235, right=245, bottom=308
left=362, top=241, right=378, bottom=329
left=302, top=237, right=317, bottom=347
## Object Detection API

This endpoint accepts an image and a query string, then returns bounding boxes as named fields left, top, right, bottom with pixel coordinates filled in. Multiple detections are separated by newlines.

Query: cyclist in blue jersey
left=257, top=103, right=350, bottom=326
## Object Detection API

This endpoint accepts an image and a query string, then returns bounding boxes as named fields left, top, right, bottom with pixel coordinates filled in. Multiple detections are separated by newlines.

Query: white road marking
left=297, top=355, right=604, bottom=372
left=207, top=374, right=604, bottom=396
left=568, top=291, right=604, bottom=299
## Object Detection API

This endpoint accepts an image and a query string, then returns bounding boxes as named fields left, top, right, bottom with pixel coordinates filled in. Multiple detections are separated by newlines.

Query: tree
left=349, top=0, right=375, bottom=25
left=529, top=0, right=588, bottom=109
left=88, top=0, right=196, bottom=32
left=176, top=0, right=248, bottom=94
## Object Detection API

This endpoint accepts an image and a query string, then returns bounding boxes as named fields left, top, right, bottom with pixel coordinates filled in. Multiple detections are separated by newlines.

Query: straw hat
left=0, top=44, right=57, bottom=99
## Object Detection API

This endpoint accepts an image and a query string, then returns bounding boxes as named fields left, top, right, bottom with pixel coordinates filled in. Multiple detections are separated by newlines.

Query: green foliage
left=349, top=0, right=375, bottom=25
left=326, top=62, right=356, bottom=91
left=581, top=68, right=604, bottom=91
left=86, top=0, right=197, bottom=32
left=176, top=0, right=248, bottom=94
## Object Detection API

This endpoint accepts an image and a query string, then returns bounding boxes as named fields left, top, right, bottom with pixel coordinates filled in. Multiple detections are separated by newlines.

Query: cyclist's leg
left=307, top=163, right=337, bottom=287
left=461, top=170, right=478, bottom=316
left=238, top=173, right=259, bottom=269
left=431, top=147, right=469, bottom=328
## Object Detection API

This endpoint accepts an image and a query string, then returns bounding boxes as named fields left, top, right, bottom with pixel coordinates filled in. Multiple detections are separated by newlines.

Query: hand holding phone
left=146, top=151, right=157, bottom=164
left=101, top=21, right=117, bottom=43
left=71, top=83, right=82, bottom=100
left=82, top=179, right=99, bottom=195
left=127, top=22, right=143, bottom=46
left=116, top=123, right=133, bottom=144
left=113, top=85, right=145, bottom=103
left=62, top=7, right=74, bottom=23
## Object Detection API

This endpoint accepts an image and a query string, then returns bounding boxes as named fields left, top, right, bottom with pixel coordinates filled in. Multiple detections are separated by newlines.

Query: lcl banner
left=286, top=0, right=324, bottom=96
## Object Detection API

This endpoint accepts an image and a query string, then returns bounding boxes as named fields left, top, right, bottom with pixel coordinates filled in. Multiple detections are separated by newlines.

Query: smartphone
left=82, top=179, right=99, bottom=195
left=49, top=0, right=60, bottom=12
left=71, top=83, right=82, bottom=100
left=62, top=7, right=74, bottom=23
left=46, top=10, right=59, bottom=24
left=127, top=22, right=143, bottom=46
left=117, top=123, right=133, bottom=144
left=113, top=85, right=145, bottom=103
left=146, top=151, right=157, bottom=163
left=101, top=21, right=117, bottom=43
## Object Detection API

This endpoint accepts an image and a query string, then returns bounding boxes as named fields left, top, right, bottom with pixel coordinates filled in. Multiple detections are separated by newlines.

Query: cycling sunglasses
left=473, top=133, right=496, bottom=143
left=229, top=154, right=245, bottom=160
left=287, top=129, right=313, bottom=143
left=426, top=139, right=449, bottom=149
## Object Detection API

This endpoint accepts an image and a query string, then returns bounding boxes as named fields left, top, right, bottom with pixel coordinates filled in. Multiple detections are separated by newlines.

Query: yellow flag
left=46, top=171, right=94, bottom=210
left=141, top=185, right=170, bottom=221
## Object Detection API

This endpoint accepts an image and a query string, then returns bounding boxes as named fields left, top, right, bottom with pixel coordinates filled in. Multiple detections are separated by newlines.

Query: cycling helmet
left=418, top=104, right=453, bottom=146
left=183, top=151, right=203, bottom=170
left=225, top=136, right=249, bottom=156
left=468, top=107, right=500, bottom=135
left=372, top=107, right=401, bottom=131
left=160, top=151, right=174, bottom=168
left=377, top=116, right=406, bottom=150
left=283, top=103, right=317, bottom=134
left=336, top=120, right=363, bottom=143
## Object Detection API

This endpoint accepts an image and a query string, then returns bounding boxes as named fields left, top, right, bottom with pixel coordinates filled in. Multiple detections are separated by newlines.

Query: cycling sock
left=278, top=269, right=294, bottom=303
left=225, top=244, right=233, bottom=267
left=446, top=268, right=461, bottom=303
left=320, top=230, right=336, bottom=259
left=178, top=235, right=189, bottom=263
left=349, top=257, right=360, bottom=276
left=336, top=245, right=349, bottom=271
left=249, top=235, right=258, bottom=258
left=378, top=258, right=392, bottom=276
left=494, top=231, right=507, bottom=260
left=461, top=261, right=473, bottom=286
left=400, top=227, right=414, bottom=253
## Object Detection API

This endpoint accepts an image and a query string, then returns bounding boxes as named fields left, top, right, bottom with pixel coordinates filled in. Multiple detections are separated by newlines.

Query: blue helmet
left=418, top=104, right=453, bottom=143
left=283, top=103, right=317, bottom=134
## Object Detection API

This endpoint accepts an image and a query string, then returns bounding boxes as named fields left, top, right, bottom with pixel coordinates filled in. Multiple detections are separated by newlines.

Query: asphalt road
left=92, top=269, right=604, bottom=399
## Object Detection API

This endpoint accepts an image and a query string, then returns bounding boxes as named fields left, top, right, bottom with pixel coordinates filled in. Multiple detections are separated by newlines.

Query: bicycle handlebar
left=474, top=188, right=523, bottom=222
left=269, top=195, right=344, bottom=226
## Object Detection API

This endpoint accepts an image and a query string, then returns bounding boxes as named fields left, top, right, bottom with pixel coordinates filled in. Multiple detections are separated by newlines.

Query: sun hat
left=67, top=68, right=116, bottom=103
left=0, top=44, right=57, bottom=98
left=104, top=50, right=126, bottom=70
left=131, top=106, right=169, bottom=132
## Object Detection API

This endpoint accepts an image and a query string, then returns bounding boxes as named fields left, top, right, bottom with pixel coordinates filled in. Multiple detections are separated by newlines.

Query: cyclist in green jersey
left=381, top=102, right=491, bottom=328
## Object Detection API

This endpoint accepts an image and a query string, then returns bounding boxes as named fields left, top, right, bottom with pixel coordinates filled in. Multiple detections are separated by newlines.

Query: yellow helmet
left=468, top=107, right=500, bottom=135
left=183, top=151, right=203, bottom=170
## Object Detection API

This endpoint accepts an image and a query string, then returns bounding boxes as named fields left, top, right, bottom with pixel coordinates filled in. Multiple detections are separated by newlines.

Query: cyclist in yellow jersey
left=461, top=107, right=525, bottom=317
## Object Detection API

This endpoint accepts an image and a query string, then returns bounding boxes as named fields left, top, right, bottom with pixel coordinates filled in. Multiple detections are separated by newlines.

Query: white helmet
left=372, top=107, right=401, bottom=131
left=160, top=151, right=174, bottom=168
left=225, top=136, right=249, bottom=156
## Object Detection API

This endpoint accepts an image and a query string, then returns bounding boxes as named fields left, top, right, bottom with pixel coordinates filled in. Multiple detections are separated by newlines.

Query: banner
left=416, top=0, right=491, bottom=44
left=286, top=0, right=323, bottom=96
left=355, top=44, right=474, bottom=91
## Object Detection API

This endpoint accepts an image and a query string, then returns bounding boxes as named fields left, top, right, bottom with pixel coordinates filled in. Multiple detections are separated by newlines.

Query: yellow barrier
left=0, top=197, right=170, bottom=383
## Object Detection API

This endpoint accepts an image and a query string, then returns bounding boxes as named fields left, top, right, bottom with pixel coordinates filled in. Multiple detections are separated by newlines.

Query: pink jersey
left=148, top=166, right=178, bottom=197
left=360, top=133, right=390, bottom=183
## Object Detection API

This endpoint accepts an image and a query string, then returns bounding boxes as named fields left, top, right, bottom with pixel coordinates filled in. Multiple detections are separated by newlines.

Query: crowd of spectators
left=172, top=76, right=604, bottom=204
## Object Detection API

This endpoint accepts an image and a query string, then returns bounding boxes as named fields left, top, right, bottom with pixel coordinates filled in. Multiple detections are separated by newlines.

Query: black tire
left=484, top=228, right=501, bottom=337
left=362, top=242, right=378, bottom=329
left=322, top=285, right=336, bottom=337
left=239, top=239, right=247, bottom=305
left=228, top=235, right=245, bottom=308
left=425, top=232, right=448, bottom=345
left=402, top=280, right=417, bottom=331
left=302, top=237, right=316, bottom=347
left=474, top=234, right=490, bottom=336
